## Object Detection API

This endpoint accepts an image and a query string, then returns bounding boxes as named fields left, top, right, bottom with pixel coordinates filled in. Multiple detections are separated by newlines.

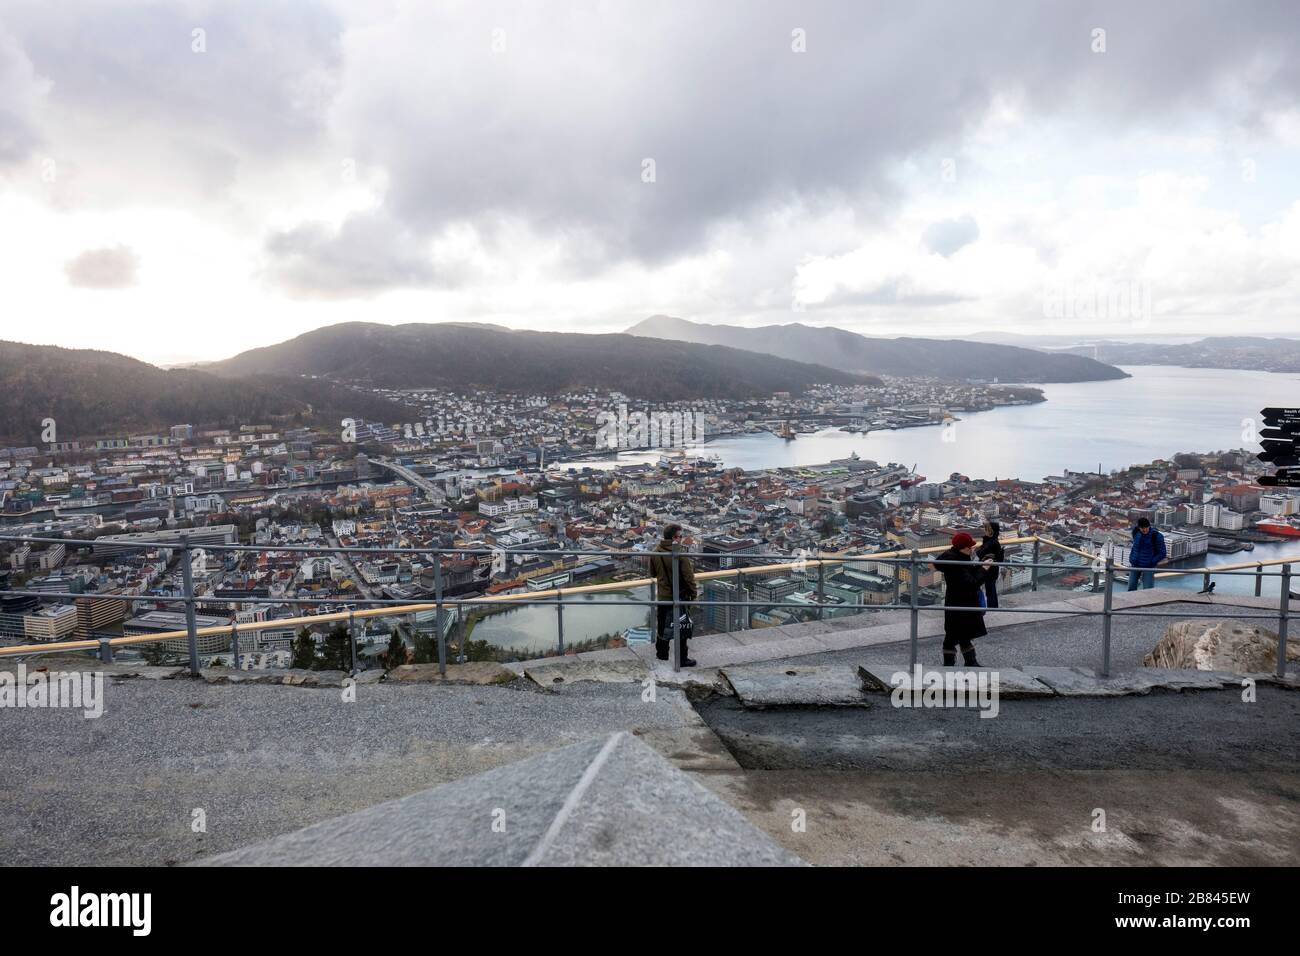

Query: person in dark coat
left=976, top=520, right=1004, bottom=609
left=1127, top=517, right=1167, bottom=590
left=933, top=531, right=992, bottom=666
left=648, top=523, right=698, bottom=666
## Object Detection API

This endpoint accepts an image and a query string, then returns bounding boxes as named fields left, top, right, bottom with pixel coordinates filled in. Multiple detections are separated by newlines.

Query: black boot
left=943, top=650, right=957, bottom=667
left=962, top=646, right=981, bottom=668
left=655, top=639, right=670, bottom=661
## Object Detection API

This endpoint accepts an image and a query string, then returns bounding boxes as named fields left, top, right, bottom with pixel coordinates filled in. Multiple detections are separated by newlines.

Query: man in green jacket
left=649, top=523, right=697, bottom=667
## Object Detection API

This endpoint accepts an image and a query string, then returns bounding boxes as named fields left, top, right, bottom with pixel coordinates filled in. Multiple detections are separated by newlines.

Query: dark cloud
left=277, top=0, right=1299, bottom=292
left=0, top=31, right=44, bottom=165
left=923, top=216, right=980, bottom=257
left=65, top=244, right=139, bottom=288
left=0, top=0, right=342, bottom=190
left=7, top=0, right=1300, bottom=297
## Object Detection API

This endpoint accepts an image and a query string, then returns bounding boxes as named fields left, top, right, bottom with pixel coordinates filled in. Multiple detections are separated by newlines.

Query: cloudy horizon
left=2, top=0, right=1299, bottom=365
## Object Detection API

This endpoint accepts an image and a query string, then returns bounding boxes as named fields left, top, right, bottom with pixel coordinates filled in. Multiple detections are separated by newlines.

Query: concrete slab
left=633, top=691, right=742, bottom=774
left=729, top=626, right=807, bottom=646
left=857, top=663, right=1055, bottom=698
left=195, top=733, right=801, bottom=867
left=575, top=646, right=641, bottom=663
left=1020, top=666, right=1236, bottom=696
left=648, top=661, right=731, bottom=696
left=719, top=663, right=869, bottom=708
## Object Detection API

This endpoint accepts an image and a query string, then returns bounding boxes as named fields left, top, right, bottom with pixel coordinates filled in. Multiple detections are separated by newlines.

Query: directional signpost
left=1257, top=408, right=1300, bottom=485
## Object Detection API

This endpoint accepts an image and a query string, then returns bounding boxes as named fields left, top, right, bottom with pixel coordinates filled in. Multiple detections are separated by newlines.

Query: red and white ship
left=1256, top=517, right=1300, bottom=539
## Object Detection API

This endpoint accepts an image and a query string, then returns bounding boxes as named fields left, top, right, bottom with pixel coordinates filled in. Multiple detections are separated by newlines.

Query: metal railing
left=0, top=533, right=1294, bottom=679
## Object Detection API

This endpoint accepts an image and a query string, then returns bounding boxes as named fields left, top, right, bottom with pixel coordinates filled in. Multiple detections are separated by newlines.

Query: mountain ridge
left=209, top=321, right=878, bottom=398
left=628, top=315, right=1129, bottom=383
left=0, top=340, right=418, bottom=445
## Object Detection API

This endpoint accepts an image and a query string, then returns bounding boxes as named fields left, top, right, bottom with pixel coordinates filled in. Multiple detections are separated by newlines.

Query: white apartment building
left=23, top=605, right=79, bottom=641
left=1260, top=494, right=1300, bottom=516
left=479, top=495, right=539, bottom=516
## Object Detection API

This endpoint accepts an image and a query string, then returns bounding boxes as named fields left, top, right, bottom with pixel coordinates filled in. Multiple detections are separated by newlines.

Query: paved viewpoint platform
left=4, top=590, right=1298, bottom=866
left=197, top=733, right=801, bottom=867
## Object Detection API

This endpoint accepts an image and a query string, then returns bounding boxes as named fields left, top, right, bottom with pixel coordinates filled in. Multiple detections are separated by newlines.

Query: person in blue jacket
left=1127, top=517, right=1167, bottom=590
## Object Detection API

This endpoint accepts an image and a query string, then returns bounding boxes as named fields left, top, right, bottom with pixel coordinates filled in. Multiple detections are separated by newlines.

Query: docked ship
left=1255, top=517, right=1300, bottom=538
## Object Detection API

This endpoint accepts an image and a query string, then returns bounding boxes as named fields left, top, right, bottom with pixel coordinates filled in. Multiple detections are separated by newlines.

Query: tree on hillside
left=320, top=624, right=352, bottom=671
left=384, top=632, right=407, bottom=669
left=291, top=628, right=317, bottom=669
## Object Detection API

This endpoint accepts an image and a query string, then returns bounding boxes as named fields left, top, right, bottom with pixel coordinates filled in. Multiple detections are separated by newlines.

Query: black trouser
left=656, top=605, right=690, bottom=663
left=984, top=576, right=999, bottom=609
left=942, top=632, right=979, bottom=666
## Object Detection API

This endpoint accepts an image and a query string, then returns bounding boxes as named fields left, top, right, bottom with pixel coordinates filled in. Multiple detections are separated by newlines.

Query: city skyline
left=1, top=0, right=1299, bottom=364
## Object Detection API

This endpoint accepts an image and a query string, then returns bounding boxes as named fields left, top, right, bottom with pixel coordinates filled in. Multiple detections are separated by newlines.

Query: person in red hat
left=932, top=531, right=994, bottom=666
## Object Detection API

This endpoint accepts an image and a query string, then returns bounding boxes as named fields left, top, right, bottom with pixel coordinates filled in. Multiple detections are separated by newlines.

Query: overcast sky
left=2, top=0, right=1299, bottom=364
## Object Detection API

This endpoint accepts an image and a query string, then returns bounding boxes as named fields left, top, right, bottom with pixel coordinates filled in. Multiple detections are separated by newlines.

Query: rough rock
left=1144, top=618, right=1298, bottom=674
left=387, top=662, right=517, bottom=685
left=523, top=659, right=648, bottom=688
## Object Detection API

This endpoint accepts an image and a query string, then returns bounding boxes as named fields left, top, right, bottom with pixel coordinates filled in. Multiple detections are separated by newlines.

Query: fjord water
left=481, top=367, right=1300, bottom=653
left=697, top=366, right=1300, bottom=482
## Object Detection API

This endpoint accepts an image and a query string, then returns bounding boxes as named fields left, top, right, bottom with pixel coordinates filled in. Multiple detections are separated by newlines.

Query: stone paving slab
left=729, top=626, right=809, bottom=646
left=720, top=663, right=869, bottom=708
left=507, top=590, right=1300, bottom=689
left=648, top=660, right=732, bottom=696
left=574, top=646, right=641, bottom=663
left=195, top=733, right=801, bottom=867
left=857, top=663, right=1056, bottom=698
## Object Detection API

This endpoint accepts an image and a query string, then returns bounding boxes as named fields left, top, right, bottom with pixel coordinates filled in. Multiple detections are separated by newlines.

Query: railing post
left=457, top=605, right=467, bottom=663
left=671, top=550, right=681, bottom=673
left=98, top=636, right=113, bottom=665
left=724, top=578, right=732, bottom=633
left=1101, top=557, right=1114, bottom=678
left=1255, top=562, right=1263, bottom=598
left=181, top=535, right=200, bottom=676
left=908, top=550, right=919, bottom=669
left=816, top=549, right=825, bottom=622
left=230, top=619, right=240, bottom=671
left=1031, top=538, right=1041, bottom=592
left=1277, top=564, right=1291, bottom=679
left=347, top=610, right=358, bottom=676
left=434, top=554, right=446, bottom=676
left=892, top=559, right=901, bottom=607
left=556, top=588, right=565, bottom=656
left=1202, top=570, right=1212, bottom=593
left=647, top=580, right=657, bottom=631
